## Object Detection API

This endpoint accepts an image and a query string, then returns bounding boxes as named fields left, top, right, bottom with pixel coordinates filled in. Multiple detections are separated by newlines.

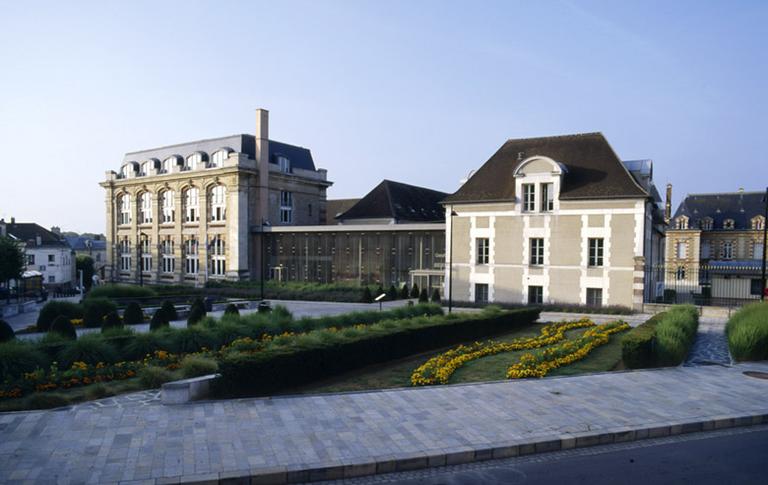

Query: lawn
left=287, top=320, right=629, bottom=395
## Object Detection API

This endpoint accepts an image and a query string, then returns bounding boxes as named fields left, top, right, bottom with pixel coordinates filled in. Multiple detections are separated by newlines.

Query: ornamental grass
left=726, top=302, right=768, bottom=361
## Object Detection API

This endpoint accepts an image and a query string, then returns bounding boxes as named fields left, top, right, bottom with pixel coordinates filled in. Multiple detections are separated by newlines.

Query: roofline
left=441, top=194, right=649, bottom=205
left=501, top=131, right=604, bottom=144
left=600, top=135, right=650, bottom=198
left=124, top=134, right=247, bottom=157
left=261, top=223, right=446, bottom=233
left=682, top=191, right=766, bottom=197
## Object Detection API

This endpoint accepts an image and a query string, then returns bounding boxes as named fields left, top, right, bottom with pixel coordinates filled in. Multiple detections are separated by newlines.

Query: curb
left=171, top=412, right=768, bottom=484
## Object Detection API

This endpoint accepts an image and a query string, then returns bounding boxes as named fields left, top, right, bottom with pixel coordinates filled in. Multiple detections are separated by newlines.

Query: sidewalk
left=1, top=362, right=767, bottom=484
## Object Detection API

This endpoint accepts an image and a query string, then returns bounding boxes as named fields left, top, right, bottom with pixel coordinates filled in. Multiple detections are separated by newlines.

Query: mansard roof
left=337, top=180, right=448, bottom=223
left=444, top=132, right=648, bottom=204
left=673, top=191, right=765, bottom=230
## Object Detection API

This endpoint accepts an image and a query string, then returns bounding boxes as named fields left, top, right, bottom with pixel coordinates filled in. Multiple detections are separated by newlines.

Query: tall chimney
left=664, top=183, right=673, bottom=224
left=255, top=108, right=270, bottom=224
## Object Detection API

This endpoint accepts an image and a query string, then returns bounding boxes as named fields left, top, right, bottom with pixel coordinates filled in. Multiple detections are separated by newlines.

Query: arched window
left=723, top=219, right=735, bottom=230
left=183, top=187, right=199, bottom=222
left=211, top=150, right=228, bottom=168
left=209, top=235, right=226, bottom=276
left=752, top=216, right=765, bottom=231
left=138, top=192, right=152, bottom=224
left=277, top=155, right=291, bottom=173
left=184, top=153, right=203, bottom=171
left=209, top=185, right=226, bottom=222
left=119, top=236, right=131, bottom=272
left=140, top=161, right=150, bottom=176
left=161, top=190, right=175, bottom=223
left=700, top=217, right=713, bottom=231
left=162, top=156, right=177, bottom=174
left=118, top=194, right=131, bottom=225
left=184, top=237, right=199, bottom=274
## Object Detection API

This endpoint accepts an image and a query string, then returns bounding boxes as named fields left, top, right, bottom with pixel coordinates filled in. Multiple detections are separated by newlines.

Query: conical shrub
left=122, top=302, right=143, bottom=325
left=50, top=315, right=77, bottom=340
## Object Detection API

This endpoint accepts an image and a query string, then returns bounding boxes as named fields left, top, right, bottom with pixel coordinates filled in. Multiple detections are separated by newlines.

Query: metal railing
left=644, top=263, right=765, bottom=307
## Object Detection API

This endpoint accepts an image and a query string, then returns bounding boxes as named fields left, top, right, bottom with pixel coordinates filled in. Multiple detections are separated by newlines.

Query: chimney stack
left=665, top=183, right=673, bottom=224
left=255, top=108, right=270, bottom=224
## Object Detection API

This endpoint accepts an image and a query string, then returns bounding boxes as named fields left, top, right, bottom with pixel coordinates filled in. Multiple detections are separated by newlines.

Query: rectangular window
left=676, top=241, right=687, bottom=259
left=754, top=243, right=765, bottom=261
left=541, top=183, right=554, bottom=212
left=161, top=237, right=175, bottom=274
left=184, top=238, right=199, bottom=275
left=119, top=237, right=131, bottom=272
left=530, top=238, right=544, bottom=265
left=210, top=236, right=226, bottom=276
left=48, top=275, right=55, bottom=283
left=140, top=237, right=152, bottom=272
left=588, top=238, right=604, bottom=267
left=522, top=184, right=536, bottom=212
left=751, top=279, right=764, bottom=296
left=48, top=254, right=55, bottom=263
left=701, top=241, right=711, bottom=259
left=280, top=191, right=293, bottom=224
left=586, top=288, right=603, bottom=307
left=722, top=241, right=733, bottom=260
left=27, top=254, right=35, bottom=265
left=528, top=285, right=543, bottom=304
left=476, top=238, right=489, bottom=265
left=474, top=283, right=489, bottom=304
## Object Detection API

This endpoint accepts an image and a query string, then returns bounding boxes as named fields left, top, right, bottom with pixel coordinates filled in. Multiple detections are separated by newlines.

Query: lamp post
left=448, top=209, right=457, bottom=313
left=138, top=232, right=148, bottom=287
left=761, top=187, right=767, bottom=301
left=260, top=219, right=271, bottom=301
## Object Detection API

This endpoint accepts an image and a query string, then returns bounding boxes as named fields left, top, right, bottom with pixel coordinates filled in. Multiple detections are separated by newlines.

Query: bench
left=161, top=374, right=220, bottom=405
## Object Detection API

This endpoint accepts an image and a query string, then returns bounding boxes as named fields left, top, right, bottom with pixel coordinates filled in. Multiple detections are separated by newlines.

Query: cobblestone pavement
left=2, top=362, right=767, bottom=484
left=685, top=317, right=733, bottom=367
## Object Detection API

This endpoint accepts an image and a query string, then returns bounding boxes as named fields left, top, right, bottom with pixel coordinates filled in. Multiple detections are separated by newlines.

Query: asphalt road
left=337, top=426, right=768, bottom=485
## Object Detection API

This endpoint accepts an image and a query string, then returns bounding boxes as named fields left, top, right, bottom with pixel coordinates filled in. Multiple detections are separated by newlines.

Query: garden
left=726, top=301, right=768, bottom=361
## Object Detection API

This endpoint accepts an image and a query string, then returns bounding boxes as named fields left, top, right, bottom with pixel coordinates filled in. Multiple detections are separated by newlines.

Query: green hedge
left=452, top=301, right=634, bottom=315
left=621, top=313, right=664, bottom=369
left=216, top=307, right=540, bottom=397
left=87, top=284, right=157, bottom=300
left=36, top=301, right=82, bottom=332
left=655, top=305, right=699, bottom=366
left=727, top=302, right=768, bottom=361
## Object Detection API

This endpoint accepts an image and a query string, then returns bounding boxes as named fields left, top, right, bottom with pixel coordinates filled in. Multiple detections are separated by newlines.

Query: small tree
left=224, top=303, right=240, bottom=316
left=400, top=283, right=409, bottom=299
left=419, top=288, right=429, bottom=303
left=387, top=284, right=398, bottom=301
left=160, top=300, right=178, bottom=321
left=50, top=315, right=77, bottom=340
left=102, top=310, right=123, bottom=331
left=430, top=288, right=441, bottom=304
left=75, top=255, right=95, bottom=290
left=0, top=319, right=14, bottom=342
left=0, top=236, right=24, bottom=303
left=122, top=302, right=144, bottom=325
left=150, top=308, right=170, bottom=331
left=362, top=286, right=373, bottom=303
left=187, top=298, right=206, bottom=325
left=410, top=283, right=420, bottom=299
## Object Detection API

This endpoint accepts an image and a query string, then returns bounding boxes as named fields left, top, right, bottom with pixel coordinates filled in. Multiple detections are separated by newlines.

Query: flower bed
left=507, top=320, right=630, bottom=378
left=411, top=318, right=595, bottom=386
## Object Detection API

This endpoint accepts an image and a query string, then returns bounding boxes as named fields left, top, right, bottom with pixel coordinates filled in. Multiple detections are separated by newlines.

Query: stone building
left=64, top=235, right=108, bottom=279
left=665, top=190, right=766, bottom=303
left=265, top=180, right=447, bottom=291
left=100, top=110, right=332, bottom=286
left=442, top=133, right=666, bottom=309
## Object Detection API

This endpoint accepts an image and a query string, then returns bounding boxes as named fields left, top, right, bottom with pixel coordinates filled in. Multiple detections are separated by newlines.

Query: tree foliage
left=75, top=255, right=95, bottom=290
left=0, top=236, right=24, bottom=285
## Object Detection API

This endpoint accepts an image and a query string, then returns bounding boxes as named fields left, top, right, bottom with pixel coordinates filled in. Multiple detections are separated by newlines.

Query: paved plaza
left=685, top=318, right=733, bottom=366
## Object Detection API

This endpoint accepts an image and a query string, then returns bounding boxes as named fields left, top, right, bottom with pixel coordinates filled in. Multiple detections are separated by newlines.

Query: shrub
left=170, top=326, right=218, bottom=354
left=82, top=298, right=117, bottom=328
left=410, top=284, right=420, bottom=299
left=387, top=285, right=398, bottom=301
left=726, top=302, right=768, bottom=361
left=656, top=305, right=699, bottom=366
left=150, top=309, right=170, bottom=331
left=430, top=289, right=441, bottom=304
left=400, top=283, right=409, bottom=299
left=37, top=301, right=82, bottom=332
left=87, top=284, right=157, bottom=300
left=0, top=319, right=14, bottom=342
left=138, top=366, right=176, bottom=388
left=50, top=315, right=77, bottom=340
left=187, top=298, right=206, bottom=326
left=180, top=355, right=219, bottom=378
left=101, top=311, right=123, bottom=332
left=124, top=332, right=171, bottom=361
left=0, top=340, right=49, bottom=381
left=224, top=304, right=240, bottom=316
left=376, top=285, right=385, bottom=300
left=622, top=313, right=664, bottom=369
left=123, top=302, right=144, bottom=325
left=57, top=334, right=118, bottom=367
left=362, top=287, right=373, bottom=303
left=23, top=393, right=69, bottom=410
left=216, top=308, right=540, bottom=397
left=419, top=288, right=429, bottom=303
left=160, top=300, right=178, bottom=321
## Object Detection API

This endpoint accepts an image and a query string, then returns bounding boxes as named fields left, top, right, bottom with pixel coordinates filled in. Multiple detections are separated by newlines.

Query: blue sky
left=0, top=0, right=766, bottom=232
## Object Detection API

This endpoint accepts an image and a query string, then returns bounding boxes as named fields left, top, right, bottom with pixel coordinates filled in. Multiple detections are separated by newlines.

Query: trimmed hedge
left=0, top=319, right=14, bottom=343
left=621, top=313, right=664, bottom=369
left=160, top=300, right=178, bottom=321
left=187, top=298, right=206, bottom=326
left=123, top=302, right=144, bottom=325
left=655, top=305, right=699, bottom=366
left=726, top=302, right=768, bottom=361
left=82, top=298, right=118, bottom=328
left=50, top=316, right=77, bottom=340
left=87, top=284, right=157, bottom=300
left=36, top=301, right=82, bottom=332
left=216, top=307, right=540, bottom=397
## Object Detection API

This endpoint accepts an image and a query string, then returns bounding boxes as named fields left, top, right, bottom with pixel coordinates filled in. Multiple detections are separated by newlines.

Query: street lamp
left=260, top=219, right=271, bottom=301
left=448, top=209, right=457, bottom=313
left=138, top=232, right=149, bottom=287
left=761, top=187, right=767, bottom=301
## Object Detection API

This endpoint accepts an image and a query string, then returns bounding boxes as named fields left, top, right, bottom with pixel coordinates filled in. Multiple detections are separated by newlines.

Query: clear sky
left=1, top=0, right=766, bottom=233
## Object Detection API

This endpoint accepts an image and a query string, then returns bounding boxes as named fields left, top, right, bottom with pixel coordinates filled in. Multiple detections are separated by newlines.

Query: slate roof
left=444, top=132, right=648, bottom=204
left=64, top=236, right=107, bottom=251
left=325, top=199, right=360, bottom=225
left=4, top=223, right=70, bottom=247
left=337, top=180, right=448, bottom=223
left=124, top=135, right=317, bottom=171
left=673, top=192, right=766, bottom=230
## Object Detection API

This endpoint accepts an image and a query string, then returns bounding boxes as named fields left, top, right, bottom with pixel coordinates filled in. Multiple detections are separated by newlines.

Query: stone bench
left=161, top=374, right=220, bottom=405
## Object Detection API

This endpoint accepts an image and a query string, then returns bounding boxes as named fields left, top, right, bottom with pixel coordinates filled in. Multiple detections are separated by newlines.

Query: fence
left=644, top=262, right=766, bottom=307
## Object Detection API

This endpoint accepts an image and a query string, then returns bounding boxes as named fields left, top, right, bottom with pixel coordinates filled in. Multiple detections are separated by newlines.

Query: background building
left=64, top=235, right=108, bottom=279
left=100, top=109, right=332, bottom=286
left=442, top=133, right=666, bottom=309
left=664, top=190, right=766, bottom=304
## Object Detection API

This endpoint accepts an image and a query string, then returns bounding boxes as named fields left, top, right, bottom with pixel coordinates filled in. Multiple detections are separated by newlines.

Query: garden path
left=684, top=317, right=733, bottom=367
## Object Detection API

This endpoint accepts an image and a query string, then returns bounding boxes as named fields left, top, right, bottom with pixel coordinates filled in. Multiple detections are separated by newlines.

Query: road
left=334, top=425, right=768, bottom=485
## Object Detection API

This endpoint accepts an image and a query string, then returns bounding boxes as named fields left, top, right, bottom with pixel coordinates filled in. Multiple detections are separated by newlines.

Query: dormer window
left=184, top=153, right=203, bottom=171
left=139, top=161, right=150, bottom=177
left=162, top=156, right=178, bottom=174
left=675, top=216, right=689, bottom=230
left=522, top=184, right=536, bottom=212
left=211, top=150, right=228, bottom=168
left=278, top=156, right=291, bottom=173
left=723, top=219, right=735, bottom=230
left=752, top=216, right=765, bottom=231
left=541, top=183, right=554, bottom=212
left=700, top=217, right=713, bottom=231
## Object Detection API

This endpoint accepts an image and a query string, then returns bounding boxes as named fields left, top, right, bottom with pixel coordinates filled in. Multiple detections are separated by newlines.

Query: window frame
left=541, top=182, right=554, bottom=212
left=588, top=238, right=604, bottom=267
left=528, top=285, right=543, bottom=304
left=476, top=237, right=489, bottom=265
left=209, top=185, right=226, bottom=222
left=529, top=237, right=544, bottom=266
left=280, top=191, right=293, bottom=224
left=586, top=288, right=603, bottom=307
left=522, top=184, right=536, bottom=212
left=474, top=283, right=489, bottom=304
